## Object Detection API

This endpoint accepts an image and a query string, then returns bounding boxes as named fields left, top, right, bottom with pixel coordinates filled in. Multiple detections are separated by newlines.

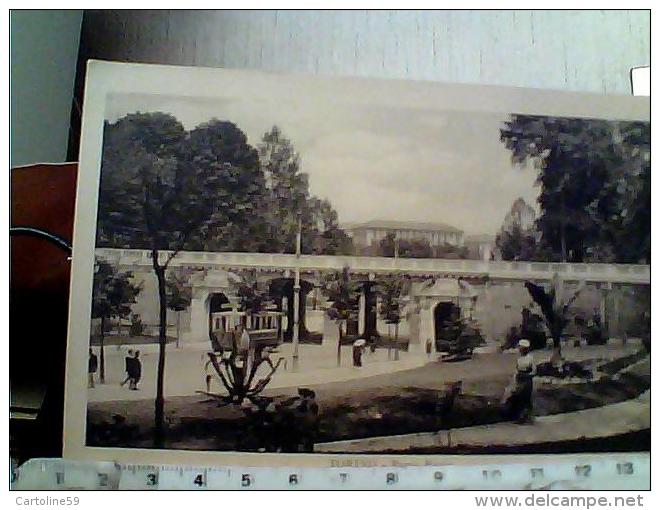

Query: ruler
left=11, top=454, right=649, bottom=490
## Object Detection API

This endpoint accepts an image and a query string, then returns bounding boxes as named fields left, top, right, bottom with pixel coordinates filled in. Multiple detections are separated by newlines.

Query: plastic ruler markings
left=11, top=454, right=649, bottom=490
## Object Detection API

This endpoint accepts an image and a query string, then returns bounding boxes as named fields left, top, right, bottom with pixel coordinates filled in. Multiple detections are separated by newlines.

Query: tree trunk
left=152, top=253, right=168, bottom=448
left=175, top=310, right=181, bottom=349
left=553, top=335, right=562, bottom=357
left=387, top=324, right=392, bottom=360
left=560, top=194, right=567, bottom=263
left=336, top=322, right=343, bottom=367
left=551, top=322, right=562, bottom=357
left=99, top=316, right=106, bottom=384
left=394, top=322, right=400, bottom=361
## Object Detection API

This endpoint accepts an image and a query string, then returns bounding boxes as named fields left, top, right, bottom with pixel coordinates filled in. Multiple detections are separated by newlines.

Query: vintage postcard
left=64, top=61, right=650, bottom=467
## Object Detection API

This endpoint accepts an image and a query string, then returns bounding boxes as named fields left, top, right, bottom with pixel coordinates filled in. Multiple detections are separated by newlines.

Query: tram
left=209, top=307, right=285, bottom=353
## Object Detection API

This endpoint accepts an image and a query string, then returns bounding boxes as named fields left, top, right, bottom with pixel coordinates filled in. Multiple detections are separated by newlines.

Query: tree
left=259, top=126, right=312, bottom=253
left=232, top=269, right=274, bottom=318
left=309, top=197, right=354, bottom=255
left=321, top=267, right=361, bottom=366
left=524, top=274, right=584, bottom=358
left=200, top=270, right=286, bottom=407
left=188, top=120, right=267, bottom=253
left=593, top=122, right=650, bottom=263
left=495, top=198, right=544, bottom=261
left=259, top=126, right=353, bottom=255
left=378, top=234, right=433, bottom=258
left=377, top=276, right=410, bottom=360
left=166, top=271, right=192, bottom=349
left=201, top=274, right=283, bottom=407
left=91, top=258, right=141, bottom=383
left=97, top=113, right=263, bottom=447
left=378, top=234, right=467, bottom=259
left=433, top=243, right=469, bottom=260
left=200, top=336, right=285, bottom=406
left=500, top=116, right=650, bottom=263
left=496, top=223, right=542, bottom=261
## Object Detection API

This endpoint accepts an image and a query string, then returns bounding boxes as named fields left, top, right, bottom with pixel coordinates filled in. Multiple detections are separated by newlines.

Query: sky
left=105, top=92, right=540, bottom=236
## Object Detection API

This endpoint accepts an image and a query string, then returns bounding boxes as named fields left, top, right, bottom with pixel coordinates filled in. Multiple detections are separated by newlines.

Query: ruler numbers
left=241, top=473, right=253, bottom=487
left=12, top=455, right=648, bottom=489
left=193, top=472, right=206, bottom=487
left=530, top=468, right=544, bottom=479
left=616, top=462, right=634, bottom=475
left=482, top=469, right=502, bottom=480
left=575, top=464, right=592, bottom=478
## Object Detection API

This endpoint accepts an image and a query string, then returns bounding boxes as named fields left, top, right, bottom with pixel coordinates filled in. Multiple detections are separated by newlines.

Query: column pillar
left=413, top=299, right=434, bottom=355
left=292, top=278, right=300, bottom=367
left=600, top=282, right=611, bottom=340
left=187, top=292, right=208, bottom=344
left=346, top=277, right=359, bottom=336
left=358, top=290, right=366, bottom=335
left=482, top=279, right=494, bottom=343
left=612, top=284, right=621, bottom=339
left=284, top=283, right=311, bottom=341
left=363, top=279, right=378, bottom=341
left=281, top=296, right=289, bottom=336
left=298, top=285, right=311, bottom=340
left=408, top=298, right=421, bottom=346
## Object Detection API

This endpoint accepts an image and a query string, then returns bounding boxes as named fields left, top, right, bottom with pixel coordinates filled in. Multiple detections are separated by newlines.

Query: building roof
left=344, top=219, right=462, bottom=233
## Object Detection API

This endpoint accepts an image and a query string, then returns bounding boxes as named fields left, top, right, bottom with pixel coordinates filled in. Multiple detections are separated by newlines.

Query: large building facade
left=343, top=220, right=464, bottom=256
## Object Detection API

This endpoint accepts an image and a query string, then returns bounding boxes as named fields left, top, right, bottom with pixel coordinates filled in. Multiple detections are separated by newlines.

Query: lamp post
left=292, top=215, right=302, bottom=371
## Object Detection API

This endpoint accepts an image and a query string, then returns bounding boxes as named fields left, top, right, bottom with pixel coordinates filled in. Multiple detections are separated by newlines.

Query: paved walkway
left=315, top=390, right=651, bottom=453
left=88, top=342, right=431, bottom=403
left=88, top=342, right=640, bottom=403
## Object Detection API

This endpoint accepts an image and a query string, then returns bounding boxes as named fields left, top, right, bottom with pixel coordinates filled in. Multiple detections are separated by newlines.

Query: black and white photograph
left=64, top=62, right=650, bottom=462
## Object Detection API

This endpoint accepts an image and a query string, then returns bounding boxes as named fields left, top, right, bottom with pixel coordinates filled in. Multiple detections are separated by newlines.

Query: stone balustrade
left=95, top=248, right=650, bottom=285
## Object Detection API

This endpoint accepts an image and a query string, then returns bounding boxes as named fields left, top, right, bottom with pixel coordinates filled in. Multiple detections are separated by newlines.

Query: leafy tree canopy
left=92, top=258, right=141, bottom=321
left=321, top=267, right=361, bottom=323
left=98, top=117, right=353, bottom=257
left=165, top=272, right=192, bottom=312
left=501, top=115, right=649, bottom=263
left=378, top=233, right=467, bottom=259
left=259, top=126, right=354, bottom=256
left=377, top=276, right=410, bottom=325
left=231, top=269, right=274, bottom=315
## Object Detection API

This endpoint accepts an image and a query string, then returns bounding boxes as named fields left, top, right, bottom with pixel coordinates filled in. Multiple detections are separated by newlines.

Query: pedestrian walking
left=352, top=338, right=366, bottom=367
left=120, top=349, right=134, bottom=387
left=88, top=348, right=98, bottom=388
left=130, top=350, right=142, bottom=390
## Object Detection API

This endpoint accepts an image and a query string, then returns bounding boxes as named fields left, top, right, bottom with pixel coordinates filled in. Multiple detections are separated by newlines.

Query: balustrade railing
left=94, top=248, right=650, bottom=284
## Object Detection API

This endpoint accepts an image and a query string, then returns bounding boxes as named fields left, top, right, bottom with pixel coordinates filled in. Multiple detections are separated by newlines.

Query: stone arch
left=186, top=269, right=236, bottom=344
left=433, top=301, right=460, bottom=343
left=410, top=277, right=478, bottom=352
left=269, top=277, right=315, bottom=341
